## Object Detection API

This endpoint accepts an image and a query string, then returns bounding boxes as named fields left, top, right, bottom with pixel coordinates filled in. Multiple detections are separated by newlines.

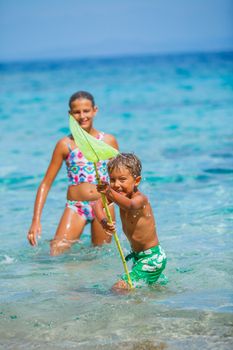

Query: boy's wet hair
left=69, top=91, right=95, bottom=108
left=108, top=153, right=142, bottom=178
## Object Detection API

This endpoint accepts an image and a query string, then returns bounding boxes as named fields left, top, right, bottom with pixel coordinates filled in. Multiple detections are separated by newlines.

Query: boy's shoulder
left=132, top=190, right=149, bottom=205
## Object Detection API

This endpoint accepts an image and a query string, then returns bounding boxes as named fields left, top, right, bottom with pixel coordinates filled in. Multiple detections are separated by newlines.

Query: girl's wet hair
left=108, top=153, right=142, bottom=178
left=69, top=91, right=95, bottom=108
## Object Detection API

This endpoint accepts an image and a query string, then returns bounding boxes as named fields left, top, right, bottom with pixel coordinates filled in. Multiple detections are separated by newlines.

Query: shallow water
left=0, top=52, right=233, bottom=349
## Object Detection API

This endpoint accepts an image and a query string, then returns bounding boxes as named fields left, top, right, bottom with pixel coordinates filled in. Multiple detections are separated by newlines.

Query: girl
left=27, top=91, right=119, bottom=255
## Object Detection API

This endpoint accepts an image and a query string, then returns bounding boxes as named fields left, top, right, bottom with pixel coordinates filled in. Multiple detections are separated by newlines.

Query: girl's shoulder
left=54, top=135, right=74, bottom=157
left=102, top=132, right=119, bottom=150
left=55, top=135, right=71, bottom=146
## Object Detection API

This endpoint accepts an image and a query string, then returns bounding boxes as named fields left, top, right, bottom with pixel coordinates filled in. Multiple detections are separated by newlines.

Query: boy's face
left=109, top=166, right=141, bottom=197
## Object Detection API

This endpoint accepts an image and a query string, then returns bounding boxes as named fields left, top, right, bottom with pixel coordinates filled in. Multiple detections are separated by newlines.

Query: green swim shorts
left=122, top=245, right=167, bottom=287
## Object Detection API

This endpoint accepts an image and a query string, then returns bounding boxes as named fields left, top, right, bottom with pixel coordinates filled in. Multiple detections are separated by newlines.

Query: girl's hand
left=101, top=218, right=115, bottom=235
left=27, top=220, right=42, bottom=246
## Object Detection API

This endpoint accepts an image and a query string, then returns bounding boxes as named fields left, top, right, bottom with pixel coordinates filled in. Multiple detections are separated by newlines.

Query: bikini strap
left=98, top=131, right=105, bottom=140
left=67, top=143, right=72, bottom=152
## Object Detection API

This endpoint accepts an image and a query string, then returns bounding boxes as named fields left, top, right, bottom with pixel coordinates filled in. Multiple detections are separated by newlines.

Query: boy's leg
left=111, top=280, right=131, bottom=293
left=124, top=246, right=167, bottom=286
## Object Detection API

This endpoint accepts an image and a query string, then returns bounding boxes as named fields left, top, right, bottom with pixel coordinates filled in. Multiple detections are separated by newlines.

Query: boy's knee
left=111, top=280, right=131, bottom=293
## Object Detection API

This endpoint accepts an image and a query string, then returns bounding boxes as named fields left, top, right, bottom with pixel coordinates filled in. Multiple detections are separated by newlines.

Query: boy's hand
left=96, top=181, right=111, bottom=195
left=101, top=218, right=115, bottom=235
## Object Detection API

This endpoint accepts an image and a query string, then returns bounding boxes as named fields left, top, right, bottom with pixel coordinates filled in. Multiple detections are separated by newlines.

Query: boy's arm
left=97, top=183, right=145, bottom=210
left=92, top=198, right=115, bottom=233
left=92, top=198, right=106, bottom=223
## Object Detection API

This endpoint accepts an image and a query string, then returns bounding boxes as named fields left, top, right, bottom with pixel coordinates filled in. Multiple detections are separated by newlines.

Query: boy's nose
left=113, top=180, right=121, bottom=189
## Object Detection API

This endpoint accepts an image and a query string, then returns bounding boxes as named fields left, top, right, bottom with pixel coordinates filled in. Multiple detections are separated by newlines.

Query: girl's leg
left=50, top=207, right=86, bottom=256
left=91, top=204, right=115, bottom=246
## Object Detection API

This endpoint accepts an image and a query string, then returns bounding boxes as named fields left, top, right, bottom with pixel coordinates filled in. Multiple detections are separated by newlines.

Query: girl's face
left=69, top=98, right=98, bottom=131
left=109, top=167, right=141, bottom=198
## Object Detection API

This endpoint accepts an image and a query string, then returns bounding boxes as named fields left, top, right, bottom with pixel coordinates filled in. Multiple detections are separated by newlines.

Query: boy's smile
left=109, top=167, right=141, bottom=198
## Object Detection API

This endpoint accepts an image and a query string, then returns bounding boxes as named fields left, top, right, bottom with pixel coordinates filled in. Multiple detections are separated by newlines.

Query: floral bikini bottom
left=66, top=200, right=95, bottom=222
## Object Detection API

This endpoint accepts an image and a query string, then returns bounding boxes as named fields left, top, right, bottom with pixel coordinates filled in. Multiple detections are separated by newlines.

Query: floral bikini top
left=66, top=132, right=109, bottom=185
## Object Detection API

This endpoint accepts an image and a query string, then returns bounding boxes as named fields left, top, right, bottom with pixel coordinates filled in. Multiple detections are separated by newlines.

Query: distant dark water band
left=1, top=168, right=233, bottom=190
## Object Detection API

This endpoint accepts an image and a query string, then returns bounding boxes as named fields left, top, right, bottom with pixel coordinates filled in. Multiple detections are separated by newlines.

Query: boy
left=93, top=153, right=167, bottom=290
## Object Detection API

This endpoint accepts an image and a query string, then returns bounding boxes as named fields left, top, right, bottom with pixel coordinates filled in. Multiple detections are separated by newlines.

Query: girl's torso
left=65, top=132, right=109, bottom=201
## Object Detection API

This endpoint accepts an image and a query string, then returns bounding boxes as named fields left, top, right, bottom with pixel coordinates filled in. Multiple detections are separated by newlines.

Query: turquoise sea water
left=0, top=52, right=233, bottom=349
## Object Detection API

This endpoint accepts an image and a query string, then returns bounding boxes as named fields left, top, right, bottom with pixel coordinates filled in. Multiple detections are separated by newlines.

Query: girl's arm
left=27, top=139, right=67, bottom=246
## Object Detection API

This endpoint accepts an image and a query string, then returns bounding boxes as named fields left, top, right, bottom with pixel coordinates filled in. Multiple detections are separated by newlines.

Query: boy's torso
left=120, top=200, right=159, bottom=252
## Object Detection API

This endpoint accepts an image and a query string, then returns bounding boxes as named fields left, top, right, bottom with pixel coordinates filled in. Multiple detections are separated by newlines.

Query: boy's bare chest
left=120, top=209, right=142, bottom=229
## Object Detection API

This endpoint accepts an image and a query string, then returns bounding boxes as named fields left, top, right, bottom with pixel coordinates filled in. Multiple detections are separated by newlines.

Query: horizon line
left=0, top=48, right=232, bottom=65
